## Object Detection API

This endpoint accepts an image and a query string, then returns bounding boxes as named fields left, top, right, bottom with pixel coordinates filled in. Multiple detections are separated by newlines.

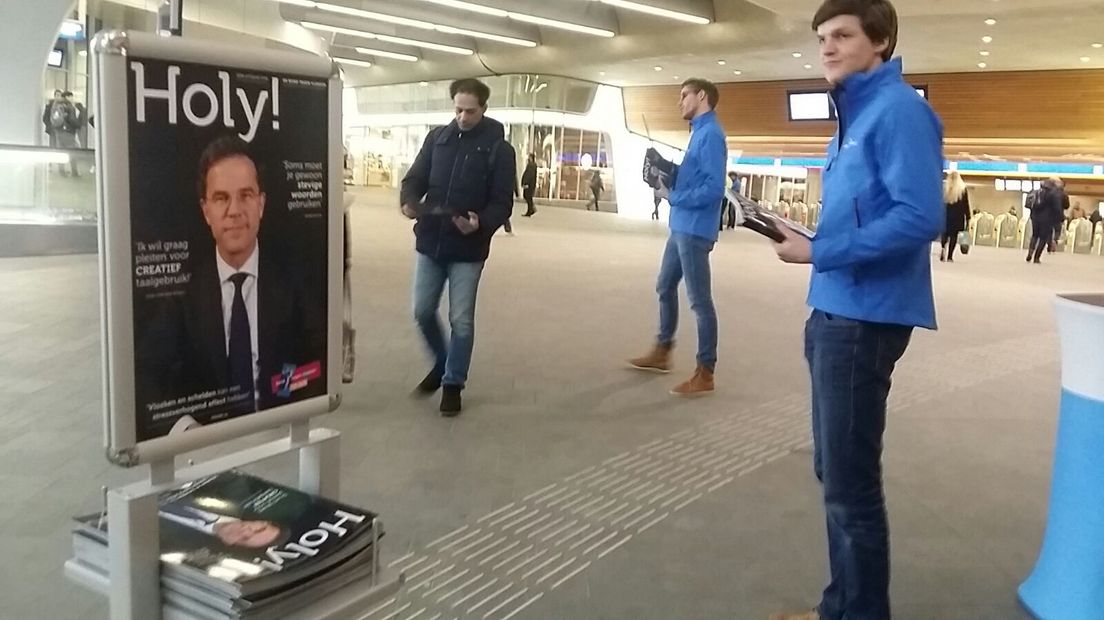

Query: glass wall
left=344, top=75, right=616, bottom=210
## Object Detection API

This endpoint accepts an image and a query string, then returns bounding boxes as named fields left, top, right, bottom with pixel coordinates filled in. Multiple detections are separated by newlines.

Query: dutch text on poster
left=126, top=57, right=329, bottom=441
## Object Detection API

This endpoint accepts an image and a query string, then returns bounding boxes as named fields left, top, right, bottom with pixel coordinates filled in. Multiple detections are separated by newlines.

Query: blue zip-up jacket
left=808, top=58, right=945, bottom=329
left=669, top=110, right=727, bottom=242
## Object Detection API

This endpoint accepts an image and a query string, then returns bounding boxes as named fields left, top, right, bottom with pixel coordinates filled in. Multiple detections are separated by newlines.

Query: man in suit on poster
left=138, top=136, right=324, bottom=433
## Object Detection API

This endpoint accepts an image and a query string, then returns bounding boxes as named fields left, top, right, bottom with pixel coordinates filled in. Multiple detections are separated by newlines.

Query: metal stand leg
left=107, top=489, right=160, bottom=619
left=294, top=422, right=340, bottom=498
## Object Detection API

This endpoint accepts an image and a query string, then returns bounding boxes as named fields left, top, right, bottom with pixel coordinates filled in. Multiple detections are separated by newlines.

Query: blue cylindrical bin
left=1019, top=294, right=1104, bottom=620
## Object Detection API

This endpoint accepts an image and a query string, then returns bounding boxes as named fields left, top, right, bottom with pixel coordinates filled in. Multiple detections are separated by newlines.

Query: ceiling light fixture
left=413, top=0, right=615, bottom=37
left=354, top=46, right=419, bottom=61
left=270, top=0, right=317, bottom=6
left=792, top=52, right=802, bottom=58
left=653, top=65, right=663, bottom=71
left=335, top=57, right=373, bottom=68
left=313, top=2, right=537, bottom=46
left=982, top=36, right=993, bottom=44
left=419, top=81, right=429, bottom=86
left=1082, top=56, right=1092, bottom=62
left=977, top=62, right=987, bottom=69
left=717, top=60, right=726, bottom=65
left=1094, top=43, right=1103, bottom=49
left=979, top=50, right=990, bottom=56
left=591, top=0, right=710, bottom=25
left=599, top=71, right=606, bottom=76
left=803, top=64, right=812, bottom=69
left=301, top=21, right=474, bottom=55
left=984, top=18, right=996, bottom=25
left=733, top=70, right=742, bottom=75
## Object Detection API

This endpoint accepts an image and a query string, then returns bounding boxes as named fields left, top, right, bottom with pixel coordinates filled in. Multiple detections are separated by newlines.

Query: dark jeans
left=523, top=189, right=535, bottom=216
left=804, top=310, right=913, bottom=620
left=939, top=231, right=960, bottom=259
left=1028, top=226, right=1050, bottom=262
left=590, top=187, right=601, bottom=211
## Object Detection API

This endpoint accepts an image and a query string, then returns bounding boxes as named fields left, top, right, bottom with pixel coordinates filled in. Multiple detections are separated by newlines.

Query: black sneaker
left=440, top=386, right=462, bottom=416
left=414, top=370, right=442, bottom=396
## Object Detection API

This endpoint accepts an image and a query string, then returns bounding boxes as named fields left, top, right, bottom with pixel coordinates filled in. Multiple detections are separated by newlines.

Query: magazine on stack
left=70, top=470, right=382, bottom=619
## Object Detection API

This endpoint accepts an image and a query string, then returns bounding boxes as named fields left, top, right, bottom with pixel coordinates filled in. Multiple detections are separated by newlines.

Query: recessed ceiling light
left=984, top=18, right=996, bottom=25
left=977, top=62, right=987, bottom=69
left=354, top=46, right=419, bottom=61
left=733, top=70, right=742, bottom=75
left=803, top=64, right=812, bottom=69
left=979, top=51, right=990, bottom=56
left=301, top=21, right=474, bottom=55
left=1082, top=56, right=1092, bottom=62
left=599, top=71, right=606, bottom=76
left=653, top=65, right=663, bottom=71
left=716, top=60, right=726, bottom=65
left=673, top=75, right=680, bottom=80
left=419, top=81, right=429, bottom=86
left=1094, top=43, right=1104, bottom=49
left=982, top=36, right=993, bottom=44
left=592, top=0, right=710, bottom=25
left=335, top=57, right=373, bottom=68
left=792, top=52, right=802, bottom=58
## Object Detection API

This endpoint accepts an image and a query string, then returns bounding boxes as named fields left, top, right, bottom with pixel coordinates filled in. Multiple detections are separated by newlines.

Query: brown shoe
left=627, top=343, right=672, bottom=373
left=767, top=611, right=819, bottom=620
left=669, top=365, right=714, bottom=397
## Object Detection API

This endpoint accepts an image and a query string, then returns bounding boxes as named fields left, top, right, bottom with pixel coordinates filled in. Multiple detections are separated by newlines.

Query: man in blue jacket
left=628, top=78, right=727, bottom=397
left=769, top=1, right=944, bottom=618
left=400, top=78, right=516, bottom=416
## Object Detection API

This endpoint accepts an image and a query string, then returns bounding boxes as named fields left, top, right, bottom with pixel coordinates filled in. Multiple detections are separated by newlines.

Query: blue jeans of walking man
left=657, top=232, right=717, bottom=370
left=413, top=253, right=484, bottom=388
left=804, top=310, right=912, bottom=619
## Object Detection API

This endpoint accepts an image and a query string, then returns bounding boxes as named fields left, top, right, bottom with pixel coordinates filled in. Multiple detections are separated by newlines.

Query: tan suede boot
left=669, top=365, right=714, bottom=396
left=627, top=343, right=672, bottom=373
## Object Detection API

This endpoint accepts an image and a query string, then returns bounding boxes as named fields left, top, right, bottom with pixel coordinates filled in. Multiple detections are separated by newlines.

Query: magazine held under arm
left=642, top=147, right=679, bottom=191
left=725, top=187, right=814, bottom=243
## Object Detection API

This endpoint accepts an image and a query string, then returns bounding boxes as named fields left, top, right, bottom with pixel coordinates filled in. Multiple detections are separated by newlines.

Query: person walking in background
left=652, top=188, right=663, bottom=221
left=627, top=78, right=727, bottom=397
left=940, top=171, right=970, bottom=262
left=769, top=0, right=944, bottom=617
left=400, top=78, right=516, bottom=416
left=521, top=153, right=537, bottom=217
left=588, top=169, right=604, bottom=211
left=1028, top=178, right=1062, bottom=264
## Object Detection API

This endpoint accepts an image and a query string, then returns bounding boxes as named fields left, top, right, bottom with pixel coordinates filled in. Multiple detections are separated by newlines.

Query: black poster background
left=127, top=57, right=328, bottom=441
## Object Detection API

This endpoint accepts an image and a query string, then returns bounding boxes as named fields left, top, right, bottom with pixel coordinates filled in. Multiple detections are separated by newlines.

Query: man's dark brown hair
left=449, top=78, right=491, bottom=107
left=812, top=0, right=899, bottom=62
left=681, top=78, right=719, bottom=110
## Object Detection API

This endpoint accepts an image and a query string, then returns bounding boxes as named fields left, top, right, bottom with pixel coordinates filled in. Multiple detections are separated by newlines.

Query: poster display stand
left=65, top=29, right=403, bottom=619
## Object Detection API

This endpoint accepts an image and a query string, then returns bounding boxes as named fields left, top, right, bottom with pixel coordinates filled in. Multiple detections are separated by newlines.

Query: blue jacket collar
left=833, top=57, right=904, bottom=105
left=689, top=109, right=717, bottom=131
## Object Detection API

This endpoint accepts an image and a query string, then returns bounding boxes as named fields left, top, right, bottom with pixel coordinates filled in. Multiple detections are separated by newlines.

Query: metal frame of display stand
left=64, top=421, right=405, bottom=620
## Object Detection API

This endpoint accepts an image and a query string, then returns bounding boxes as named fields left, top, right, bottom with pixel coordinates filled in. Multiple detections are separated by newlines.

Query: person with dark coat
left=400, top=78, right=516, bottom=415
left=1028, top=178, right=1063, bottom=264
left=940, top=171, right=970, bottom=262
left=588, top=169, right=604, bottom=211
left=520, top=154, right=537, bottom=217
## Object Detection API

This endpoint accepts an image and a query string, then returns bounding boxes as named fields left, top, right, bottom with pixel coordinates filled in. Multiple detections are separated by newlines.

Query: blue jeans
left=656, top=232, right=717, bottom=370
left=804, top=310, right=913, bottom=620
left=412, top=253, right=484, bottom=388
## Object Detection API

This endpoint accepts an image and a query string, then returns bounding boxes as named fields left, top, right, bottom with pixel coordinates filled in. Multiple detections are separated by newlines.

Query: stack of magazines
left=70, top=471, right=383, bottom=620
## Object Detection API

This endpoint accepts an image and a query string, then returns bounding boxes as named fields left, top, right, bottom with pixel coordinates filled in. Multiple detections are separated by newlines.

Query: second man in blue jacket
left=629, top=78, right=727, bottom=397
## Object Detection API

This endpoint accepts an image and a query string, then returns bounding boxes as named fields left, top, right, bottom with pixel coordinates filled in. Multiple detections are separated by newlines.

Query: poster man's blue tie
left=228, top=273, right=256, bottom=411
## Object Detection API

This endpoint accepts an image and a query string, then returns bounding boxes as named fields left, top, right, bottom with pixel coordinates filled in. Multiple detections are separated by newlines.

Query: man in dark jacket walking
left=520, top=154, right=537, bottom=217
left=1028, top=178, right=1063, bottom=264
left=400, top=78, right=516, bottom=415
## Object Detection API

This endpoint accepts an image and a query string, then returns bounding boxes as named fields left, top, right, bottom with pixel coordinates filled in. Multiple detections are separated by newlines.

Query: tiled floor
left=2, top=186, right=1099, bottom=619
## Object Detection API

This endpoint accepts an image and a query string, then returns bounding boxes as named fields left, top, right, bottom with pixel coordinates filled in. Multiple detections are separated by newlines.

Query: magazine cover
left=725, top=187, right=815, bottom=242
left=73, top=471, right=379, bottom=597
left=126, top=57, right=330, bottom=441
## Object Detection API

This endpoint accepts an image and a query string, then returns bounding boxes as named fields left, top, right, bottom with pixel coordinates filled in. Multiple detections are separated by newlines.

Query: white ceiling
left=268, top=0, right=1104, bottom=87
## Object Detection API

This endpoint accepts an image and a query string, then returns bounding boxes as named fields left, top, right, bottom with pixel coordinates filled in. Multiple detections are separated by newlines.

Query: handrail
left=0, top=143, right=95, bottom=154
